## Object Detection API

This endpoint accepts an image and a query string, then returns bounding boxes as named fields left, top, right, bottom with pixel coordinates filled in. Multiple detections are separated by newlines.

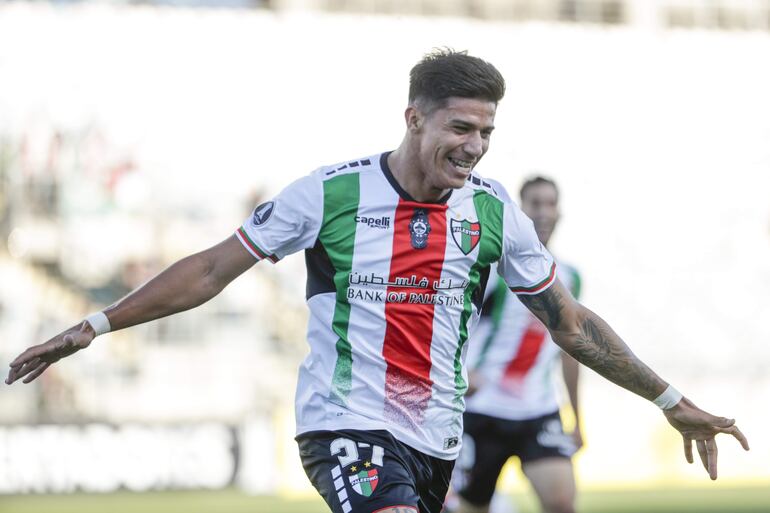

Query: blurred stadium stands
left=0, top=0, right=768, bottom=499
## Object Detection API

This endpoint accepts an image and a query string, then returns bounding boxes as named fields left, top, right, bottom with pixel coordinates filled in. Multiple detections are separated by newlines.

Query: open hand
left=5, top=322, right=95, bottom=385
left=663, top=397, right=750, bottom=480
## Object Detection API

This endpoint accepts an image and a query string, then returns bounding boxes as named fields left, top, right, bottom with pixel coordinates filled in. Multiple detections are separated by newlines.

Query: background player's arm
left=6, top=235, right=256, bottom=385
left=517, top=278, right=749, bottom=479
left=560, top=352, right=583, bottom=450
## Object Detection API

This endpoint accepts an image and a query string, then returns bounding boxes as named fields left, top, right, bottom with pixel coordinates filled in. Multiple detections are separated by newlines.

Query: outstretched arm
left=518, top=279, right=749, bottom=479
left=6, top=234, right=257, bottom=385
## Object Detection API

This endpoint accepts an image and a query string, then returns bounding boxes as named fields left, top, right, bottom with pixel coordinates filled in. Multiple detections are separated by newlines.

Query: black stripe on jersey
left=467, top=173, right=499, bottom=197
left=473, top=265, right=491, bottom=313
left=305, top=240, right=336, bottom=299
left=326, top=159, right=372, bottom=176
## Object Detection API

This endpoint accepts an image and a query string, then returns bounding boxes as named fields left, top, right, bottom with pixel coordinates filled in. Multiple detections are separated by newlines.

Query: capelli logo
left=355, top=216, right=391, bottom=229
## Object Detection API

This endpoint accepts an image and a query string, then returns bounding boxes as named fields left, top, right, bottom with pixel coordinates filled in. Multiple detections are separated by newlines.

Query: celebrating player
left=454, top=177, right=582, bottom=513
left=6, top=49, right=748, bottom=513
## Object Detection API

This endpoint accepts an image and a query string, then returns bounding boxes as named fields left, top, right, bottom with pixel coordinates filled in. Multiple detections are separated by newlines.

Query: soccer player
left=5, top=50, right=748, bottom=513
left=454, top=176, right=582, bottom=513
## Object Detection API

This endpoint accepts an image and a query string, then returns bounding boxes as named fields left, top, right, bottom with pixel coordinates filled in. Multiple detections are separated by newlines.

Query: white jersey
left=235, top=152, right=555, bottom=459
left=464, top=262, right=581, bottom=421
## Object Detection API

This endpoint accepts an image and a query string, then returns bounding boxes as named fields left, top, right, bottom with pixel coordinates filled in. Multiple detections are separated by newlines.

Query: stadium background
left=1, top=0, right=768, bottom=511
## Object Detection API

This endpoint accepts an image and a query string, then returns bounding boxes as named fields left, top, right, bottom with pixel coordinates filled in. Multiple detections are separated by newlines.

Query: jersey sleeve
left=493, top=185, right=556, bottom=295
left=235, top=173, right=322, bottom=263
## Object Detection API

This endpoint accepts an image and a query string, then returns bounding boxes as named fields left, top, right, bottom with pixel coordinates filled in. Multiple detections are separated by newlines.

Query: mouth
left=447, top=156, right=474, bottom=174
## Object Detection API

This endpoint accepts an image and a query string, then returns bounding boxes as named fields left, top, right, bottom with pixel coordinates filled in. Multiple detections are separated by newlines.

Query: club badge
left=348, top=468, right=379, bottom=497
left=251, top=201, right=275, bottom=227
left=408, top=208, right=431, bottom=249
left=450, top=218, right=481, bottom=255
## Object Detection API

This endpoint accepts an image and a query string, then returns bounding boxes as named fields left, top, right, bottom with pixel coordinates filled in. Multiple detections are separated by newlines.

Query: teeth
left=449, top=157, right=473, bottom=169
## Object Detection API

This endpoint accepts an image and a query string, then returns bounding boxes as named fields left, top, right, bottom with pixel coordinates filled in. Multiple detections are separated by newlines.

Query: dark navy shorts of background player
left=297, top=429, right=454, bottom=513
left=457, top=410, right=574, bottom=506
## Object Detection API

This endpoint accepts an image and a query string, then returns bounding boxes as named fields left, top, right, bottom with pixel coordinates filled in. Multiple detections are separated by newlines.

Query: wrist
left=85, top=311, right=111, bottom=337
left=653, top=384, right=683, bottom=410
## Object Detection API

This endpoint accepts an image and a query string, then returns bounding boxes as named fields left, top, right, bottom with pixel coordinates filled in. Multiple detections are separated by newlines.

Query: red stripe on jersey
left=382, top=200, right=448, bottom=429
left=236, top=228, right=278, bottom=262
left=510, top=262, right=556, bottom=294
left=502, top=317, right=548, bottom=385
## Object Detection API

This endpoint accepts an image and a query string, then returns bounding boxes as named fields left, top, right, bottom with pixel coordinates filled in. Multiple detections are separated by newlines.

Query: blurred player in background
left=452, top=177, right=582, bottom=513
left=5, top=50, right=748, bottom=513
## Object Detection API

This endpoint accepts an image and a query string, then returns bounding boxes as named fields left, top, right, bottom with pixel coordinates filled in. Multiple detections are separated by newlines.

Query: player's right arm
left=6, top=235, right=257, bottom=385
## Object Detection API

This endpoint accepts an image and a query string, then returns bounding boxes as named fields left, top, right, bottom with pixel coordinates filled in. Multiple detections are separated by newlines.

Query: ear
left=404, top=106, right=423, bottom=132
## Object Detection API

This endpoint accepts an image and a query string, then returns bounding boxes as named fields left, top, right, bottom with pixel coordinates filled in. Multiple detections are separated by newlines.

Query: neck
left=387, top=145, right=449, bottom=203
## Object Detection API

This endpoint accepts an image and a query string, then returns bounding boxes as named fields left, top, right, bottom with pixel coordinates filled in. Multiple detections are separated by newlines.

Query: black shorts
left=456, top=410, right=575, bottom=506
left=297, top=429, right=454, bottom=513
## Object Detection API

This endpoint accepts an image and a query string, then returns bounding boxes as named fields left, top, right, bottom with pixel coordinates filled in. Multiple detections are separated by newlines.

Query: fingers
left=712, top=417, right=736, bottom=428
left=717, top=424, right=750, bottom=451
left=22, top=362, right=51, bottom=384
left=7, top=357, right=44, bottom=384
left=683, top=437, right=693, bottom=464
left=706, top=438, right=718, bottom=480
left=696, top=440, right=708, bottom=473
left=9, top=344, right=47, bottom=369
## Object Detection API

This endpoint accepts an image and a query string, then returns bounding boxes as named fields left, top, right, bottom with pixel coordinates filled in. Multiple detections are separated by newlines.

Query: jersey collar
left=379, top=151, right=453, bottom=205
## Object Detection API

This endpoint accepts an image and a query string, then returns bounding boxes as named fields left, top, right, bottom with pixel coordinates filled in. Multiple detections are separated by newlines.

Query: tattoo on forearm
left=518, top=286, right=565, bottom=330
left=570, top=314, right=662, bottom=400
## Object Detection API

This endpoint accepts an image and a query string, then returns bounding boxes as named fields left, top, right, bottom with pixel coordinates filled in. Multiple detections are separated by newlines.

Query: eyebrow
left=448, top=119, right=496, bottom=132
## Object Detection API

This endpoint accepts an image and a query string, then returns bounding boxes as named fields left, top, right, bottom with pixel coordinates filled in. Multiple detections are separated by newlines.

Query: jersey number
left=331, top=438, right=384, bottom=467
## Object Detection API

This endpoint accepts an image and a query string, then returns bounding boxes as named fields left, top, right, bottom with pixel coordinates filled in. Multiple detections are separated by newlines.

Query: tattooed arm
left=518, top=279, right=749, bottom=479
left=518, top=279, right=665, bottom=400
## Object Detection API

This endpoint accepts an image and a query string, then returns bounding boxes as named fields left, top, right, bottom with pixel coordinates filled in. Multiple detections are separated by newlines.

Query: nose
left=464, top=131, right=484, bottom=158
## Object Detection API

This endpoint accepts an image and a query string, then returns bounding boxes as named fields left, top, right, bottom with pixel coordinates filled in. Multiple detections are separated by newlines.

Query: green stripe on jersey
left=320, top=173, right=360, bottom=406
left=568, top=266, right=582, bottom=300
left=452, top=190, right=504, bottom=410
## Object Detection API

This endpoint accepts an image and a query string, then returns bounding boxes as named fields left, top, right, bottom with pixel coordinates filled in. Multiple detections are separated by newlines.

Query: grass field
left=1, top=486, right=769, bottom=513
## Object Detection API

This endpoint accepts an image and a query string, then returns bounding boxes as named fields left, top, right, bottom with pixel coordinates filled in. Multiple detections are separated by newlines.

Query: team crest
left=349, top=468, right=379, bottom=497
left=450, top=219, right=481, bottom=255
left=251, top=201, right=275, bottom=227
left=409, top=208, right=431, bottom=249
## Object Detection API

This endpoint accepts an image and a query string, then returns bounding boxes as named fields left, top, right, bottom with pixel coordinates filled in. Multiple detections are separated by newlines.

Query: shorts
left=456, top=410, right=575, bottom=506
left=297, top=429, right=454, bottom=513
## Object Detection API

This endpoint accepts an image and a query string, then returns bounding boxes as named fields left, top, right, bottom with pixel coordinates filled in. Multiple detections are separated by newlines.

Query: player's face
left=521, top=182, right=559, bottom=245
left=414, top=97, right=496, bottom=191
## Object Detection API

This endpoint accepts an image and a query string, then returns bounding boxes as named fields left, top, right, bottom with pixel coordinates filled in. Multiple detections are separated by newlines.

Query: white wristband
left=85, top=311, right=111, bottom=337
left=653, top=385, right=683, bottom=410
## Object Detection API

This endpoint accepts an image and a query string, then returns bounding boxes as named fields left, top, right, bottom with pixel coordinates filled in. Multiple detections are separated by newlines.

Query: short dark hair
left=408, top=48, right=506, bottom=111
left=520, top=175, right=559, bottom=202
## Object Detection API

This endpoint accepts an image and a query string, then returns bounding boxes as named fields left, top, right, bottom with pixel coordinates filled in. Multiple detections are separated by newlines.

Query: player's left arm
left=518, top=278, right=749, bottom=479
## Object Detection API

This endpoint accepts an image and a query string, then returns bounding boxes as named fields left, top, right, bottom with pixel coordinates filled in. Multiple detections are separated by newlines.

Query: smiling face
left=409, top=96, right=497, bottom=193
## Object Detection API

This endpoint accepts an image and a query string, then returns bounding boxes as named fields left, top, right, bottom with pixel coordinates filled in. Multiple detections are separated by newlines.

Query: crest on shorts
left=251, top=201, right=275, bottom=227
left=450, top=219, right=481, bottom=255
left=408, top=208, right=431, bottom=249
left=348, top=468, right=379, bottom=497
